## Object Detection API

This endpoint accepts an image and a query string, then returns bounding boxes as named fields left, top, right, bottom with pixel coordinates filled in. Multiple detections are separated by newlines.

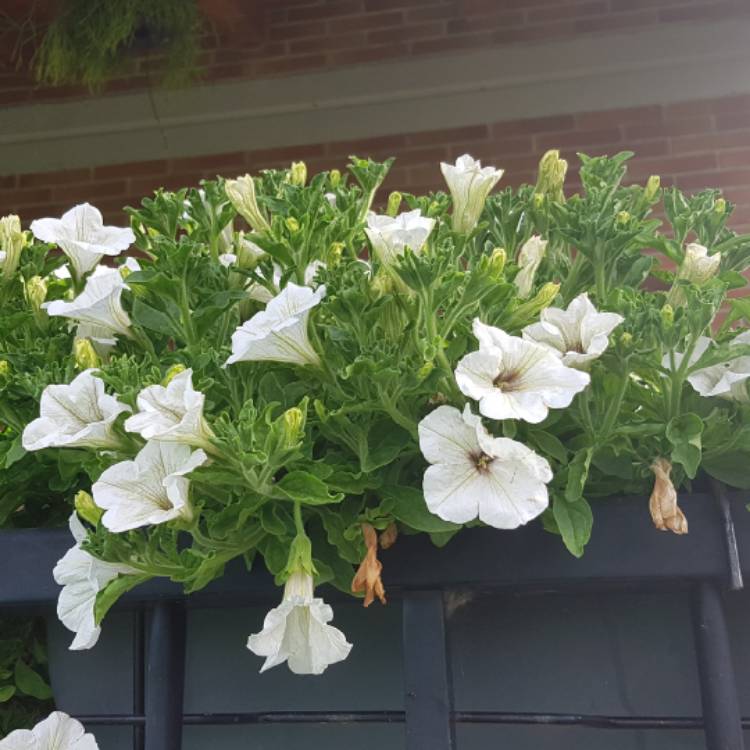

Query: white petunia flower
left=0, top=214, right=25, bottom=280
left=441, top=154, right=503, bottom=235
left=124, top=368, right=213, bottom=447
left=247, top=571, right=352, bottom=675
left=522, top=293, right=624, bottom=369
left=45, top=266, right=132, bottom=338
left=455, top=319, right=590, bottom=423
left=93, top=441, right=207, bottom=532
left=514, top=235, right=547, bottom=298
left=364, top=209, right=435, bottom=265
left=30, top=203, right=134, bottom=280
left=225, top=175, right=270, bottom=233
left=418, top=405, right=552, bottom=528
left=324, top=192, right=337, bottom=208
left=226, top=282, right=325, bottom=367
left=75, top=323, right=117, bottom=360
left=0, top=711, right=100, bottom=749
left=684, top=331, right=750, bottom=402
left=668, top=243, right=722, bottom=305
left=53, top=514, right=137, bottom=651
left=22, top=370, right=129, bottom=452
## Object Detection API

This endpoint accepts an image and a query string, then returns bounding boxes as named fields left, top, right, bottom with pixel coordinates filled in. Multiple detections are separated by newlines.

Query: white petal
left=423, top=462, right=486, bottom=524
left=418, top=405, right=480, bottom=466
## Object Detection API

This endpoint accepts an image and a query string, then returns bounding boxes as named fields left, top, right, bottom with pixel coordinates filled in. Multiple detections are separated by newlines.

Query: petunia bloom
left=247, top=571, right=352, bottom=675
left=418, top=404, right=552, bottom=528
left=0, top=711, right=100, bottom=749
left=440, top=154, right=503, bottom=234
left=455, top=319, right=590, bottom=423
left=30, top=203, right=134, bottom=280
left=684, top=331, right=750, bottom=402
left=365, top=209, right=435, bottom=265
left=53, top=513, right=137, bottom=651
left=124, top=368, right=214, bottom=447
left=22, top=370, right=130, bottom=452
left=45, top=266, right=132, bottom=338
left=226, top=282, right=325, bottom=367
left=669, top=242, right=721, bottom=305
left=514, top=235, right=547, bottom=298
left=522, top=292, right=624, bottom=369
left=93, top=441, right=208, bottom=532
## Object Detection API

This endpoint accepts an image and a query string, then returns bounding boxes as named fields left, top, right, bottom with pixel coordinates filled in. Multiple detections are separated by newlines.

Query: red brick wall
left=3, top=93, right=750, bottom=233
left=1, top=0, right=748, bottom=106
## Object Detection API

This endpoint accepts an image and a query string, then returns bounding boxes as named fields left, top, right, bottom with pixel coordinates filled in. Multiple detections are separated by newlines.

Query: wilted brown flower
left=351, top=523, right=386, bottom=607
left=649, top=458, right=688, bottom=535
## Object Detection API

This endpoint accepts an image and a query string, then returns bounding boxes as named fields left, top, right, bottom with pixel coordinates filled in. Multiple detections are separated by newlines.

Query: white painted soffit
left=2, top=17, right=750, bottom=175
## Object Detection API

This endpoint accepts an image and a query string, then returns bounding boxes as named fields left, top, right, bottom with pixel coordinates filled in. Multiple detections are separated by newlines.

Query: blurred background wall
left=1, top=0, right=750, bottom=227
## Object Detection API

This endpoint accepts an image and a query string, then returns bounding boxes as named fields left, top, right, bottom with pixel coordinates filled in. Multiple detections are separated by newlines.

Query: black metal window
left=1, top=483, right=747, bottom=750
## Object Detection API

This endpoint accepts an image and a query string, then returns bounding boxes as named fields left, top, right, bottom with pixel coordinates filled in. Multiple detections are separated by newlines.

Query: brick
left=254, top=53, right=327, bottom=75
left=714, top=113, right=750, bottom=132
left=718, top=149, right=750, bottom=169
left=286, top=0, right=364, bottom=22
left=671, top=131, right=750, bottom=154
left=268, top=20, right=327, bottom=41
left=369, top=21, right=445, bottom=44
left=575, top=105, right=662, bottom=131
left=575, top=8, right=657, bottom=32
left=246, top=143, right=327, bottom=164
left=659, top=0, right=750, bottom=23
left=289, top=31, right=367, bottom=53
left=94, top=160, right=168, bottom=179
left=326, top=134, right=408, bottom=156
left=624, top=116, right=714, bottom=140
left=168, top=152, right=246, bottom=172
left=527, top=1, right=608, bottom=23
left=627, top=153, right=718, bottom=179
left=446, top=10, right=524, bottom=33
left=330, top=42, right=409, bottom=65
left=328, top=10, right=404, bottom=33
left=492, top=115, right=576, bottom=138
left=53, top=180, right=126, bottom=203
left=405, top=124, right=489, bottom=146
left=0, top=187, right=53, bottom=208
left=19, top=168, right=91, bottom=188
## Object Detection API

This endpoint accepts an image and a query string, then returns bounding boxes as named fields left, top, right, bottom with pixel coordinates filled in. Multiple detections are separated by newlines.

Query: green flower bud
left=715, top=198, right=726, bottom=215
left=328, top=241, right=344, bottom=266
left=289, top=161, right=307, bottom=187
left=25, top=275, right=47, bottom=312
left=73, top=338, right=100, bottom=370
left=281, top=406, right=305, bottom=449
left=533, top=192, right=545, bottom=209
left=285, top=216, right=300, bottom=234
left=162, top=363, right=186, bottom=386
left=489, top=247, right=506, bottom=277
left=225, top=174, right=271, bottom=233
left=418, top=361, right=435, bottom=380
left=535, top=150, right=568, bottom=202
left=386, top=191, right=402, bottom=217
left=620, top=331, right=633, bottom=348
left=283, top=531, right=317, bottom=579
left=75, top=490, right=103, bottom=526
left=0, top=214, right=26, bottom=280
left=329, top=169, right=341, bottom=189
left=533, top=281, right=560, bottom=309
left=0, top=360, right=10, bottom=386
left=661, top=303, right=674, bottom=329
left=616, top=210, right=631, bottom=226
left=645, top=175, right=661, bottom=202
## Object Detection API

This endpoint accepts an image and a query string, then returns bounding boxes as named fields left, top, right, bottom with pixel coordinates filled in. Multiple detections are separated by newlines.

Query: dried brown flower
left=649, top=458, right=688, bottom=535
left=351, top=523, right=386, bottom=607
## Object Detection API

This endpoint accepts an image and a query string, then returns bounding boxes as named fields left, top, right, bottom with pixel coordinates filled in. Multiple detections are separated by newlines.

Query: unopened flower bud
left=715, top=198, right=726, bottom=216
left=661, top=303, right=674, bottom=329
left=616, top=210, right=630, bottom=226
left=73, top=338, right=100, bottom=370
left=533, top=192, right=545, bottom=209
left=489, top=247, right=506, bottom=277
left=645, top=175, right=661, bottom=202
left=162, top=363, right=186, bottom=386
left=25, top=275, right=47, bottom=311
left=328, top=242, right=344, bottom=266
left=75, top=490, right=103, bottom=526
left=0, top=214, right=25, bottom=280
left=668, top=243, right=721, bottom=305
left=0, top=360, right=10, bottom=386
left=289, top=161, right=307, bottom=187
left=225, top=174, right=271, bottom=233
left=418, top=361, right=435, bottom=380
left=329, top=169, right=341, bottom=188
left=386, top=191, right=402, bottom=217
left=281, top=406, right=305, bottom=449
left=285, top=217, right=300, bottom=234
left=532, top=282, right=560, bottom=310
left=514, top=235, right=547, bottom=299
left=535, top=149, right=568, bottom=202
left=620, top=331, right=633, bottom=348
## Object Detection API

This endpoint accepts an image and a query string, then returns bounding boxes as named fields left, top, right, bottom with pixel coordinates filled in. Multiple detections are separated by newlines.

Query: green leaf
left=2, top=437, right=25, bottom=469
left=0, top=685, right=15, bottom=703
left=94, top=574, right=151, bottom=626
left=553, top=496, right=593, bottom=558
left=381, top=486, right=460, bottom=533
left=361, top=424, right=412, bottom=472
left=430, top=529, right=460, bottom=547
left=277, top=471, right=344, bottom=505
left=703, top=451, right=750, bottom=489
left=666, top=413, right=703, bottom=479
left=529, top=430, right=568, bottom=464
left=131, top=298, right=178, bottom=336
left=14, top=661, right=52, bottom=700
left=565, top=447, right=593, bottom=503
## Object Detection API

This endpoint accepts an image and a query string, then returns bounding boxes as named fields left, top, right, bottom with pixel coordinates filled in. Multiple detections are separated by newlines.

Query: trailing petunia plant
left=3, top=151, right=750, bottom=676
